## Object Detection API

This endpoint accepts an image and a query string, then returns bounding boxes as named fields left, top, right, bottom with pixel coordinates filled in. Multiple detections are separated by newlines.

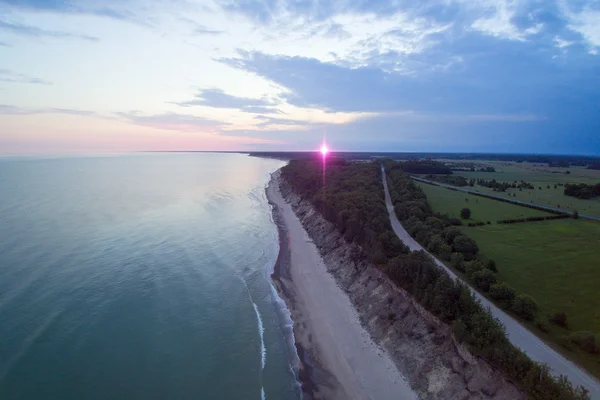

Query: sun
left=320, top=144, right=329, bottom=156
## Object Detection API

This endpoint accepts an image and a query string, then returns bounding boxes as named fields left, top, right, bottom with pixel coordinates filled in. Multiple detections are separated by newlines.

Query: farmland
left=442, top=160, right=600, bottom=218
left=416, top=181, right=553, bottom=223
left=417, top=176, right=600, bottom=377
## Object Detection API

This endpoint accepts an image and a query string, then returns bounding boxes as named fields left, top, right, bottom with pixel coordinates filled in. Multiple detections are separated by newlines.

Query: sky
left=0, top=0, right=599, bottom=154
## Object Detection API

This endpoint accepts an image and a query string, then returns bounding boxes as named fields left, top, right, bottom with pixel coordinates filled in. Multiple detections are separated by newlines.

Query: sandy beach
left=267, top=171, right=417, bottom=400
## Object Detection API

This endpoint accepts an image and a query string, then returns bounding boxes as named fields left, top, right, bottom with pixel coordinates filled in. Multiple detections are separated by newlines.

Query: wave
left=253, top=302, right=266, bottom=370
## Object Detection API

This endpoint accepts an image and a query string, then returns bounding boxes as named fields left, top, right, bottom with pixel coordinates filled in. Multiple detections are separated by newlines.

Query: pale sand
left=267, top=172, right=417, bottom=400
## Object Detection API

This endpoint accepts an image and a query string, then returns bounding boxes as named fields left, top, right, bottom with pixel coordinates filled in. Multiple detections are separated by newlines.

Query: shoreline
left=266, top=170, right=417, bottom=400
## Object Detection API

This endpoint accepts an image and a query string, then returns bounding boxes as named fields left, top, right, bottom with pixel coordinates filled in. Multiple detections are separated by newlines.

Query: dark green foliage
left=471, top=269, right=497, bottom=292
left=451, top=253, right=465, bottom=272
left=425, top=174, right=469, bottom=186
left=536, top=318, right=551, bottom=333
left=449, top=217, right=463, bottom=226
left=452, top=235, right=479, bottom=260
left=512, top=294, right=538, bottom=321
left=460, top=207, right=471, bottom=219
left=569, top=332, right=599, bottom=354
left=486, top=259, right=498, bottom=272
left=489, top=282, right=517, bottom=308
left=497, top=214, right=570, bottom=224
left=551, top=312, right=569, bottom=328
left=564, top=183, right=600, bottom=199
left=282, top=160, right=408, bottom=265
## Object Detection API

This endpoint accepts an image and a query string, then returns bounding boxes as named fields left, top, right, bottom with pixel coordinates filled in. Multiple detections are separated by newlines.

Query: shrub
left=489, top=282, right=517, bottom=308
left=512, top=294, right=538, bottom=321
left=465, top=260, right=484, bottom=279
left=460, top=207, right=471, bottom=219
left=569, top=331, right=598, bottom=354
left=551, top=312, right=568, bottom=328
left=472, top=269, right=497, bottom=292
left=437, top=244, right=452, bottom=261
left=450, top=253, right=465, bottom=272
left=485, top=259, right=498, bottom=272
left=536, top=318, right=551, bottom=333
left=449, top=218, right=463, bottom=226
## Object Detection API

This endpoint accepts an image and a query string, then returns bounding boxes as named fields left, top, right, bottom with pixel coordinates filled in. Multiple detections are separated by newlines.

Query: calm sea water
left=0, top=153, right=300, bottom=399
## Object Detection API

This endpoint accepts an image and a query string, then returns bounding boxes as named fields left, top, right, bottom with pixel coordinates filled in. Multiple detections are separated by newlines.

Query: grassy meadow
left=444, top=160, right=600, bottom=218
left=417, top=181, right=552, bottom=223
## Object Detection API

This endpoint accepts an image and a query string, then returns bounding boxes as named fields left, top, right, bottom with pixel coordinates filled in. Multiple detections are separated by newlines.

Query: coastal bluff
left=276, top=173, right=525, bottom=400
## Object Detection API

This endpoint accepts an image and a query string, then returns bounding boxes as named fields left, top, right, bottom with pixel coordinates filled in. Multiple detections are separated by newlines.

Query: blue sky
left=0, top=0, right=599, bottom=154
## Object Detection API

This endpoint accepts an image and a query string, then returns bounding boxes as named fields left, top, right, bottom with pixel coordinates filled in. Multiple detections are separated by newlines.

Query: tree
left=512, top=294, right=538, bottom=321
left=460, top=207, right=471, bottom=219
left=452, top=235, right=479, bottom=259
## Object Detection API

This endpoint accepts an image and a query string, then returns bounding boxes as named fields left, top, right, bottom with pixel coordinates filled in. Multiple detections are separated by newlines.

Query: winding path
left=382, top=166, right=600, bottom=398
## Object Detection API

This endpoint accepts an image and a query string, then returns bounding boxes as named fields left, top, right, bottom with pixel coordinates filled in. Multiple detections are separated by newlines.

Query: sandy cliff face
left=279, top=179, right=525, bottom=400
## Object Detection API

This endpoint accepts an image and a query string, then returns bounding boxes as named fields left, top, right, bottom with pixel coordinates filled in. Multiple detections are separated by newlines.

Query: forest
left=281, top=158, right=589, bottom=400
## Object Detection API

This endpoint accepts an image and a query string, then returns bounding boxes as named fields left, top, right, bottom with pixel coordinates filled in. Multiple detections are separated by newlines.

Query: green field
left=419, top=178, right=600, bottom=377
left=465, top=219, right=600, bottom=333
left=417, top=181, right=552, bottom=223
left=443, top=160, right=600, bottom=218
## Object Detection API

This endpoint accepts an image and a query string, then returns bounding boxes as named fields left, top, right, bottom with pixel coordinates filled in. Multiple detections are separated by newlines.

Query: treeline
left=476, top=178, right=534, bottom=191
left=425, top=174, right=469, bottom=186
left=282, top=159, right=589, bottom=399
left=564, top=183, right=600, bottom=199
left=390, top=160, right=452, bottom=174
left=497, top=215, right=571, bottom=224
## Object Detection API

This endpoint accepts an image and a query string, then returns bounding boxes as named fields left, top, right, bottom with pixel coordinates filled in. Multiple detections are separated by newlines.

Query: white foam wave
left=261, top=386, right=266, bottom=400
left=253, top=302, right=266, bottom=370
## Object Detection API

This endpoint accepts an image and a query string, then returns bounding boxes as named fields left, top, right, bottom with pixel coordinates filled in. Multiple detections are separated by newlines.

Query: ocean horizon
left=0, top=153, right=301, bottom=399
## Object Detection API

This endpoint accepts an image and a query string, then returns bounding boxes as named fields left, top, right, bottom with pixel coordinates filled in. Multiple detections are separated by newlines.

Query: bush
left=465, top=260, right=485, bottom=280
left=536, top=318, right=551, bottom=333
left=472, top=269, right=497, bottom=292
left=551, top=312, right=569, bottom=328
left=485, top=259, right=498, bottom=272
left=460, top=207, right=471, bottom=219
left=489, top=282, right=517, bottom=308
left=450, top=253, right=465, bottom=272
left=449, top=218, right=463, bottom=226
left=569, top=331, right=599, bottom=354
left=512, top=294, right=538, bottom=321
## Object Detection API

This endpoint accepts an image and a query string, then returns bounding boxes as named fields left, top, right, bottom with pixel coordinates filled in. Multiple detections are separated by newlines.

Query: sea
left=0, top=153, right=301, bottom=399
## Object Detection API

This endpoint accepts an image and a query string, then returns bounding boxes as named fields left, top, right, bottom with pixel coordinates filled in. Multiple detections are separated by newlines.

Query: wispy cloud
left=1, top=0, right=146, bottom=25
left=116, top=111, right=230, bottom=132
left=0, top=69, right=52, bottom=85
left=174, top=88, right=280, bottom=113
left=0, top=19, right=99, bottom=41
left=192, top=25, right=223, bottom=35
left=0, top=104, right=96, bottom=116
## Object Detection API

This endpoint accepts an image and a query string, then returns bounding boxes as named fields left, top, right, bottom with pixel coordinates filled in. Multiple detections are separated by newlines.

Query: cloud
left=0, top=69, right=52, bottom=85
left=116, top=111, right=230, bottom=132
left=0, top=104, right=96, bottom=116
left=0, top=41, right=8, bottom=46
left=0, top=0, right=144, bottom=25
left=0, top=19, right=99, bottom=41
left=192, top=25, right=223, bottom=35
left=174, top=88, right=280, bottom=113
